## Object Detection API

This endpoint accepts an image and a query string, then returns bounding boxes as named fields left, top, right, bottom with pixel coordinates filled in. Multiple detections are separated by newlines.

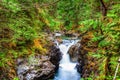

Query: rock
left=35, top=61, right=55, bottom=80
left=17, top=55, right=55, bottom=80
left=56, top=38, right=63, bottom=44
left=49, top=45, right=62, bottom=71
left=68, top=39, right=94, bottom=78
left=17, top=58, right=25, bottom=65
left=75, top=36, right=99, bottom=78
left=47, top=33, right=54, bottom=41
left=54, top=32, right=63, bottom=44
left=76, top=63, right=82, bottom=73
left=54, top=33, right=62, bottom=37
left=64, top=30, right=78, bottom=38
left=17, top=41, right=62, bottom=80
left=68, top=43, right=81, bottom=62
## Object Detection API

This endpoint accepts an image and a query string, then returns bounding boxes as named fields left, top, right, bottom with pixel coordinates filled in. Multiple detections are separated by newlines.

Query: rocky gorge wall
left=17, top=42, right=62, bottom=80
left=68, top=37, right=99, bottom=78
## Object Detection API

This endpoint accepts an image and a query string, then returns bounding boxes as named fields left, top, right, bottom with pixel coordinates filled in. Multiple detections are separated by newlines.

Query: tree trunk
left=99, top=0, right=107, bottom=17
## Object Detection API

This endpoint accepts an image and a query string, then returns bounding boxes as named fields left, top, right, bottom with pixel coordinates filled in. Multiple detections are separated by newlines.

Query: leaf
left=92, top=35, right=104, bottom=42
left=92, top=53, right=103, bottom=58
left=98, top=40, right=110, bottom=47
left=13, top=77, right=19, bottom=80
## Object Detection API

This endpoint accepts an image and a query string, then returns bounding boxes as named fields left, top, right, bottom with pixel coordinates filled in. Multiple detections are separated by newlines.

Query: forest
left=0, top=0, right=120, bottom=80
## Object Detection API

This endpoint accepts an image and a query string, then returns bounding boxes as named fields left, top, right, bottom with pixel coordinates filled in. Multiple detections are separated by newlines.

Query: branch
left=113, top=58, right=120, bottom=80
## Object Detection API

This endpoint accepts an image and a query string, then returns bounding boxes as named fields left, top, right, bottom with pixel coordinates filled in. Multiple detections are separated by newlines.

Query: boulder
left=17, top=55, right=55, bottom=80
left=68, top=43, right=81, bottom=62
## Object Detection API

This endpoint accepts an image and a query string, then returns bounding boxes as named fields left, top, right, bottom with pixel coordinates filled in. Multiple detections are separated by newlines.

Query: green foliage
left=0, top=0, right=120, bottom=79
left=77, top=0, right=120, bottom=79
left=0, top=52, right=8, bottom=67
left=13, top=77, right=19, bottom=80
left=91, top=52, right=103, bottom=58
left=0, top=0, right=62, bottom=79
left=9, top=18, right=37, bottom=41
left=2, top=0, right=21, bottom=13
left=56, top=0, right=93, bottom=29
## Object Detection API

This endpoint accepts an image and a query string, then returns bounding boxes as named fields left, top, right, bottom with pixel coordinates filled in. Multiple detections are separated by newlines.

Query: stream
left=54, top=40, right=80, bottom=80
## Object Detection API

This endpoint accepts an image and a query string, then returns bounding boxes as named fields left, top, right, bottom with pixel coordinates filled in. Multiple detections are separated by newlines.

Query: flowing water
left=54, top=40, right=80, bottom=80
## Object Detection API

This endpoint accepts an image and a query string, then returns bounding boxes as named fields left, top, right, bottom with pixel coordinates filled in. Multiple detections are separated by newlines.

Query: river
left=54, top=40, right=80, bottom=80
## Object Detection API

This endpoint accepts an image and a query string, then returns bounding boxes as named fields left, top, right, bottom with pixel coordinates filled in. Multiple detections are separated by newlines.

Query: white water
left=54, top=40, right=80, bottom=80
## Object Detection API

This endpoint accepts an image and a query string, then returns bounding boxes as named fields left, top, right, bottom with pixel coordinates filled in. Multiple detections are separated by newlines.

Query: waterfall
left=54, top=40, right=80, bottom=80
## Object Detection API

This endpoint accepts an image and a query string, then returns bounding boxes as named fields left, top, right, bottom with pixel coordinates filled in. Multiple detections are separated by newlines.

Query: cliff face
left=49, top=45, right=62, bottom=71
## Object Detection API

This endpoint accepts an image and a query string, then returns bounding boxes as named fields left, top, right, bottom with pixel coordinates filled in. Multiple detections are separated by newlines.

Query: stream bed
left=54, top=40, right=80, bottom=80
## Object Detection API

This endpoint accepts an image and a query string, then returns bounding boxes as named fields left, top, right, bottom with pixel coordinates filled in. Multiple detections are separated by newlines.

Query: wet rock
left=68, top=40, right=97, bottom=78
left=49, top=45, right=62, bottom=71
left=68, top=42, right=81, bottom=62
left=76, top=62, right=83, bottom=73
left=67, top=39, right=91, bottom=78
left=17, top=55, right=55, bottom=80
